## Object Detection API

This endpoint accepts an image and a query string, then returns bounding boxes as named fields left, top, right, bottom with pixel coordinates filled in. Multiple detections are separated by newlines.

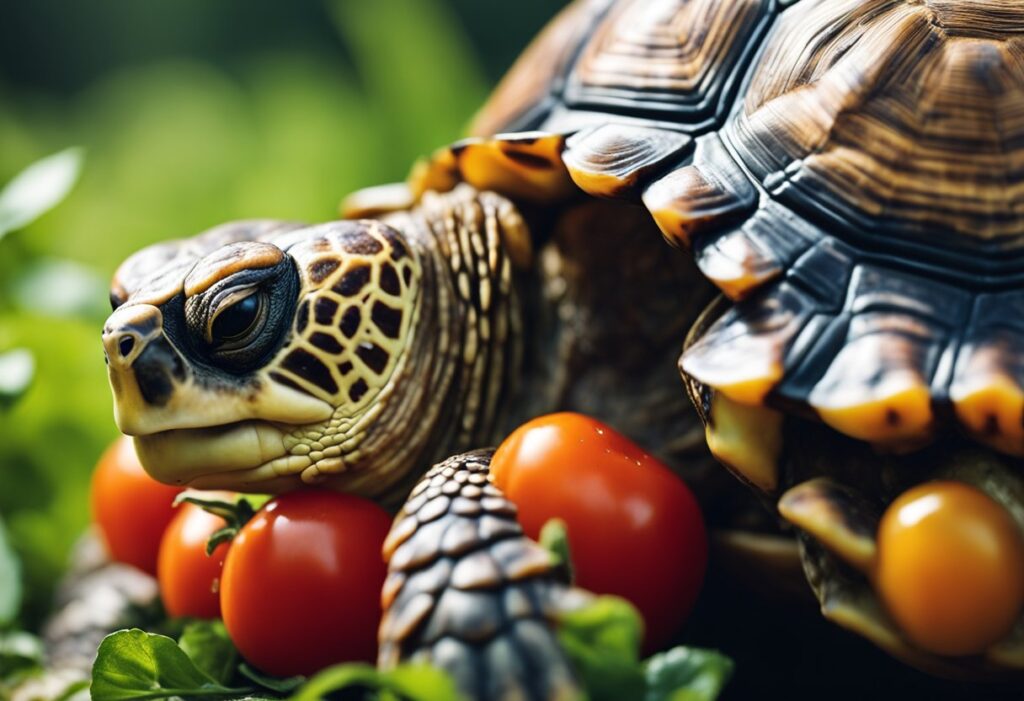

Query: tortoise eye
left=208, top=289, right=266, bottom=349
left=211, top=292, right=263, bottom=344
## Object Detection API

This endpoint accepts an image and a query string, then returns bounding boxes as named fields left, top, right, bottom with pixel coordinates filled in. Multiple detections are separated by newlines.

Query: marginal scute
left=642, top=134, right=757, bottom=249
left=454, top=132, right=577, bottom=203
left=778, top=479, right=879, bottom=574
left=951, top=292, right=1024, bottom=456
left=562, top=124, right=692, bottom=199
left=408, top=146, right=461, bottom=200
left=704, top=391, right=782, bottom=493
left=692, top=201, right=821, bottom=301
left=681, top=283, right=808, bottom=406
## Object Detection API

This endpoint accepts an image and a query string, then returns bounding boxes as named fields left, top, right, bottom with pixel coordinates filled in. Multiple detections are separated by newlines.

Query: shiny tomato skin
left=220, top=490, right=392, bottom=677
left=492, top=412, right=707, bottom=651
left=91, top=435, right=183, bottom=575
left=158, top=499, right=230, bottom=619
left=876, top=481, right=1024, bottom=656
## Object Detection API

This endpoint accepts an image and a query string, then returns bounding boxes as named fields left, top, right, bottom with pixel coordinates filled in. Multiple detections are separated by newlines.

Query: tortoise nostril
left=118, top=335, right=136, bottom=358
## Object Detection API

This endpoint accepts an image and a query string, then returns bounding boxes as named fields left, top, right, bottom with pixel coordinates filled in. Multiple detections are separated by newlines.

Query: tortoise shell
left=339, top=0, right=1024, bottom=679
left=347, top=0, right=1024, bottom=457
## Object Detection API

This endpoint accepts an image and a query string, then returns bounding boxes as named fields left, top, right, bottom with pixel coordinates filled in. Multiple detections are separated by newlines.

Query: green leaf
left=90, top=628, right=253, bottom=700
left=557, top=596, right=646, bottom=701
left=0, top=630, right=43, bottom=678
left=178, top=621, right=239, bottom=687
left=0, top=349, right=35, bottom=411
left=290, top=663, right=461, bottom=701
left=0, top=514, right=22, bottom=627
left=0, top=148, right=83, bottom=240
left=643, top=647, right=734, bottom=701
left=13, top=259, right=109, bottom=320
left=539, top=518, right=573, bottom=584
left=237, top=664, right=304, bottom=694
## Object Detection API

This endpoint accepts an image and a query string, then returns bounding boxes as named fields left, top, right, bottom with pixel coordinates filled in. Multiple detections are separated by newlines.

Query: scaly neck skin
left=319, top=187, right=529, bottom=508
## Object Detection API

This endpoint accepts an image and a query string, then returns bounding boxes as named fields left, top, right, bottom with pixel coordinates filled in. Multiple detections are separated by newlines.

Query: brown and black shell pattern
left=341, top=0, right=1024, bottom=677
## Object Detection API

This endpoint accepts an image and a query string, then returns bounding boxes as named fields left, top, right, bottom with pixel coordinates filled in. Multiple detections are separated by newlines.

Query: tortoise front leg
left=379, top=449, right=586, bottom=701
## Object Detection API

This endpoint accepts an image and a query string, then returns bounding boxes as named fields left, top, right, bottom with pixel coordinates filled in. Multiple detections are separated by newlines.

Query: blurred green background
left=0, top=0, right=565, bottom=627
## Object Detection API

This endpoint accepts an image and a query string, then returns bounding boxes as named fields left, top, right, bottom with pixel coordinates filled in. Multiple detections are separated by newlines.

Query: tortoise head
left=103, top=219, right=424, bottom=497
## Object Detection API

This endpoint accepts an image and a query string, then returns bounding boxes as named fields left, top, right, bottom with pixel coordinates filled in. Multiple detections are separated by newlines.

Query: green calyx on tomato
left=173, top=492, right=267, bottom=556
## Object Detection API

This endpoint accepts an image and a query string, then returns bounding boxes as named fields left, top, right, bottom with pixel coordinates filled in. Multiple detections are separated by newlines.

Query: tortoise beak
left=103, top=304, right=189, bottom=431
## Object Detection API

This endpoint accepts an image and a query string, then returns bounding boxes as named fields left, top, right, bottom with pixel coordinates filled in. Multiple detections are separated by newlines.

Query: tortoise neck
left=343, top=187, right=528, bottom=507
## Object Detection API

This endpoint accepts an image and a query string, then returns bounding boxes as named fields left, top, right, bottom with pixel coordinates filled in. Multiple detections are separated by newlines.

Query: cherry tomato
left=91, top=435, right=183, bottom=575
left=876, top=481, right=1024, bottom=656
left=219, top=490, right=392, bottom=676
left=491, top=412, right=707, bottom=651
left=158, top=497, right=231, bottom=619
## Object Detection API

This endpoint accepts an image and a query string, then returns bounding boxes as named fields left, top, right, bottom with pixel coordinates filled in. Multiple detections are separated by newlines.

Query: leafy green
left=90, top=629, right=253, bottom=700
left=179, top=621, right=240, bottom=687
left=237, top=664, right=304, bottom=695
left=0, top=630, right=43, bottom=678
left=0, top=148, right=83, bottom=240
left=644, top=647, right=734, bottom=701
left=0, top=348, right=35, bottom=411
left=557, top=596, right=646, bottom=701
left=557, top=596, right=733, bottom=701
left=290, top=663, right=462, bottom=701
left=539, top=518, right=574, bottom=584
left=0, top=515, right=22, bottom=628
left=13, top=258, right=109, bottom=319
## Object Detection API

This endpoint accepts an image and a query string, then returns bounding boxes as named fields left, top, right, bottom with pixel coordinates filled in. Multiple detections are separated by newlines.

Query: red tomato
left=158, top=497, right=231, bottom=619
left=492, top=412, right=707, bottom=651
left=91, top=435, right=183, bottom=575
left=219, top=490, right=392, bottom=676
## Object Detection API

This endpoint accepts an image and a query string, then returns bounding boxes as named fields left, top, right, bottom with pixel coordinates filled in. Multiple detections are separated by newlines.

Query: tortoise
left=99, top=0, right=1024, bottom=694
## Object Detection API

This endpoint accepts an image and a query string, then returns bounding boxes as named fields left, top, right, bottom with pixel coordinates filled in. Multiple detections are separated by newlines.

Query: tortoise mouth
left=132, top=420, right=311, bottom=493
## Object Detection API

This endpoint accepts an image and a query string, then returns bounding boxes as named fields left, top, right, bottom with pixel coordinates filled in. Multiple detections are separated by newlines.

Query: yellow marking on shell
left=705, top=392, right=782, bottom=493
left=951, top=375, right=1024, bottom=456
left=562, top=124, right=692, bottom=199
left=644, top=166, right=714, bottom=248
left=813, top=383, right=933, bottom=444
left=681, top=331, right=784, bottom=406
left=778, top=479, right=877, bottom=575
left=712, top=371, right=781, bottom=407
left=454, top=133, right=576, bottom=203
left=695, top=229, right=783, bottom=301
left=183, top=241, right=284, bottom=297
left=408, top=147, right=460, bottom=198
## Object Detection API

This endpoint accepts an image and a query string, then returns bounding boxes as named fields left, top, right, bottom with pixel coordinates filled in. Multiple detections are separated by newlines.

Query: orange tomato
left=91, top=435, right=183, bottom=575
left=219, top=490, right=391, bottom=676
left=158, top=499, right=230, bottom=619
left=876, top=480, right=1024, bottom=656
left=492, top=412, right=707, bottom=651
